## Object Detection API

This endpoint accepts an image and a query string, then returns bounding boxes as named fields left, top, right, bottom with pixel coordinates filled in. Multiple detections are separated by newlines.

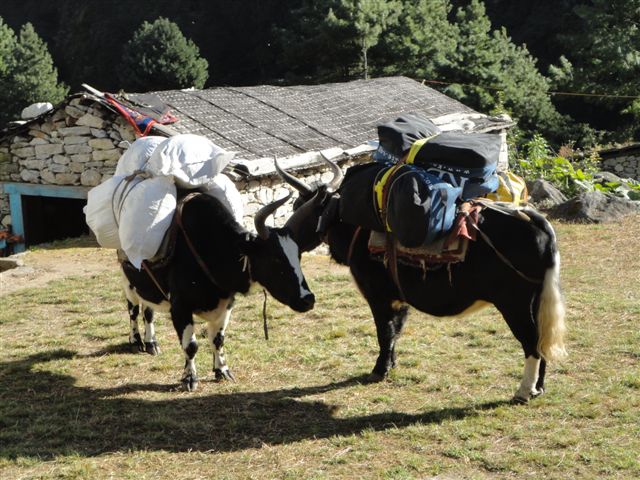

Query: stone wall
left=1, top=98, right=133, bottom=188
left=0, top=96, right=358, bottom=233
left=600, top=152, right=640, bottom=181
left=235, top=161, right=359, bottom=229
left=0, top=97, right=133, bottom=228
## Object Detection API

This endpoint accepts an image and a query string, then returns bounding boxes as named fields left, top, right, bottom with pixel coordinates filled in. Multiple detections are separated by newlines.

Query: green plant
left=511, top=134, right=590, bottom=196
left=510, top=134, right=640, bottom=198
left=119, top=17, right=209, bottom=91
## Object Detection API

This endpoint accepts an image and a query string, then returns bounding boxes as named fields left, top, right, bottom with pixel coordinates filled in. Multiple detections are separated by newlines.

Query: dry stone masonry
left=601, top=153, right=640, bottom=180
left=2, top=97, right=133, bottom=190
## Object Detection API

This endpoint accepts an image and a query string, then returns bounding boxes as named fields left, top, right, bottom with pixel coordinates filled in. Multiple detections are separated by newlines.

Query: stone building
left=598, top=144, right=640, bottom=180
left=0, top=76, right=513, bottom=252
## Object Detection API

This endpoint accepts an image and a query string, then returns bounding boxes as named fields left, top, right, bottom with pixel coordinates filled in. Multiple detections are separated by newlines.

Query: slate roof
left=1, top=76, right=514, bottom=178
left=155, top=76, right=512, bottom=162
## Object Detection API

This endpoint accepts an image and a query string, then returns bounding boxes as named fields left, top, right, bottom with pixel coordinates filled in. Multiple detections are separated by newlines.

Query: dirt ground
left=0, top=238, right=118, bottom=297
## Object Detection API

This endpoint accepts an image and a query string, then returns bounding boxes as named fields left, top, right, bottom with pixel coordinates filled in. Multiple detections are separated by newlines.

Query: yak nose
left=297, top=292, right=315, bottom=312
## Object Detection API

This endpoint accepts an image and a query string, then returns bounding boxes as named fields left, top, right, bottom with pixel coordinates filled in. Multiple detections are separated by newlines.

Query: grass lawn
left=0, top=215, right=638, bottom=479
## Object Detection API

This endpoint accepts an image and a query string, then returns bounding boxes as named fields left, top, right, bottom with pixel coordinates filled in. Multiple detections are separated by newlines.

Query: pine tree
left=325, top=0, right=401, bottom=79
left=443, top=0, right=566, bottom=141
left=119, top=17, right=209, bottom=91
left=277, top=0, right=352, bottom=82
left=0, top=18, right=16, bottom=126
left=0, top=17, right=15, bottom=78
left=561, top=0, right=640, bottom=140
left=0, top=21, right=67, bottom=126
left=278, top=0, right=400, bottom=82
left=374, top=0, right=457, bottom=80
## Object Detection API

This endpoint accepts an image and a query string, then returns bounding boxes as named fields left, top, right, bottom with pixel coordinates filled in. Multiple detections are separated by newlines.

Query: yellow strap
left=374, top=164, right=403, bottom=231
left=405, top=138, right=429, bottom=164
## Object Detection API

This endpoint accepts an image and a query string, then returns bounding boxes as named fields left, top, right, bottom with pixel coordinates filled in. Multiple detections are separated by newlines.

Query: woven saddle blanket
left=367, top=202, right=483, bottom=267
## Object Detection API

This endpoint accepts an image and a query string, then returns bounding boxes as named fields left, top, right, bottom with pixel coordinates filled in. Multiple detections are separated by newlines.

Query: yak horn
left=274, top=156, right=313, bottom=196
left=319, top=154, right=344, bottom=191
left=254, top=192, right=292, bottom=240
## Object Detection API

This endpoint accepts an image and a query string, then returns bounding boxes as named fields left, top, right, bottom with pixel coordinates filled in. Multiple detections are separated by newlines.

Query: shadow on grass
left=0, top=350, right=510, bottom=459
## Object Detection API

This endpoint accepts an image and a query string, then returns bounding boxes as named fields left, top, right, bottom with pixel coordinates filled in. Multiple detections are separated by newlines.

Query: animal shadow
left=0, top=350, right=509, bottom=459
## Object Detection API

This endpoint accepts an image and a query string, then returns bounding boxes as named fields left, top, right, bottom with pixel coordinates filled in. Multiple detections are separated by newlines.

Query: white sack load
left=203, top=174, right=244, bottom=224
left=147, top=134, right=235, bottom=189
left=118, top=176, right=177, bottom=269
left=115, top=136, right=166, bottom=176
left=84, top=175, right=128, bottom=249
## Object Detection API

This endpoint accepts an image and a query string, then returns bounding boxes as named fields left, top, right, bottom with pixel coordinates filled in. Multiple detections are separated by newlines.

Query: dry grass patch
left=0, top=216, right=638, bottom=479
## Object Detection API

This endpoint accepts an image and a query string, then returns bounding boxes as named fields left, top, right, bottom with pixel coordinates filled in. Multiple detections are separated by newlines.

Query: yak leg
left=121, top=273, right=144, bottom=352
left=497, top=294, right=545, bottom=403
left=201, top=297, right=235, bottom=381
left=535, top=358, right=547, bottom=393
left=171, top=302, right=199, bottom=392
left=348, top=247, right=407, bottom=382
left=142, top=307, right=160, bottom=355
left=367, top=300, right=409, bottom=381
left=126, top=300, right=145, bottom=352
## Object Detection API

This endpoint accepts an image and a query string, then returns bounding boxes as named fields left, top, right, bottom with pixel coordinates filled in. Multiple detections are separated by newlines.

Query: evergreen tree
left=0, top=17, right=15, bottom=78
left=325, top=0, right=401, bottom=79
left=443, top=0, right=501, bottom=112
left=119, top=17, right=209, bottom=91
left=561, top=0, right=640, bottom=140
left=0, top=21, right=67, bottom=126
left=0, top=18, right=16, bottom=126
left=374, top=0, right=457, bottom=80
left=277, top=0, right=352, bottom=82
left=443, top=0, right=567, bottom=141
left=278, top=0, right=400, bottom=82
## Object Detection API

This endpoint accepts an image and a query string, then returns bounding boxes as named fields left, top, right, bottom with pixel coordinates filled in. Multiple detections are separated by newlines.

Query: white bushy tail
left=537, top=251, right=567, bottom=361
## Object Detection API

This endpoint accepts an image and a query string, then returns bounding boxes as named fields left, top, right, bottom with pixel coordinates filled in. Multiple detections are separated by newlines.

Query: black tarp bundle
left=373, top=112, right=441, bottom=164
left=338, top=163, right=386, bottom=232
left=338, top=163, right=460, bottom=247
left=406, top=131, right=501, bottom=199
left=338, top=114, right=504, bottom=247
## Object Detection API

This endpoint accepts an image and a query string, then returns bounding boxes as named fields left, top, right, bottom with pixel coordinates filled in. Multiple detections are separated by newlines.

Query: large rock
left=527, top=179, right=568, bottom=209
left=548, top=190, right=640, bottom=223
left=21, top=102, right=53, bottom=119
left=592, top=171, right=639, bottom=200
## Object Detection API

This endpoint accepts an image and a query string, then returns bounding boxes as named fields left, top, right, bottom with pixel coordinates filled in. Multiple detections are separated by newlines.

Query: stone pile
left=0, top=97, right=134, bottom=188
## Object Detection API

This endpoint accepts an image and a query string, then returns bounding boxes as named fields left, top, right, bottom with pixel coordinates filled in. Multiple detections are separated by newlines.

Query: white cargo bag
left=84, top=175, right=128, bottom=249
left=118, top=176, right=177, bottom=269
left=203, top=174, right=244, bottom=224
left=115, top=136, right=166, bottom=176
left=147, top=134, right=234, bottom=189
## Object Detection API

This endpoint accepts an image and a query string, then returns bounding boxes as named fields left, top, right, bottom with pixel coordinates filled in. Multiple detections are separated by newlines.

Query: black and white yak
left=278, top=159, right=567, bottom=403
left=120, top=192, right=315, bottom=391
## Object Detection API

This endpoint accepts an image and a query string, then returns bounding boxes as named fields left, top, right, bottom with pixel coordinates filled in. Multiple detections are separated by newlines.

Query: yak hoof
left=145, top=342, right=160, bottom=356
left=181, top=374, right=199, bottom=392
left=366, top=371, right=386, bottom=383
left=214, top=368, right=236, bottom=382
left=513, top=387, right=544, bottom=404
left=130, top=334, right=145, bottom=353
left=512, top=395, right=529, bottom=405
left=532, top=387, right=544, bottom=398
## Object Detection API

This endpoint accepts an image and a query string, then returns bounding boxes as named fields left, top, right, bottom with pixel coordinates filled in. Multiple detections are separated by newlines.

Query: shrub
left=510, top=134, right=640, bottom=199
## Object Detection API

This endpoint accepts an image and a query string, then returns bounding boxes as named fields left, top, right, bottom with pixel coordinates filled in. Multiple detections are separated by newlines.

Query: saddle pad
left=368, top=230, right=469, bottom=265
